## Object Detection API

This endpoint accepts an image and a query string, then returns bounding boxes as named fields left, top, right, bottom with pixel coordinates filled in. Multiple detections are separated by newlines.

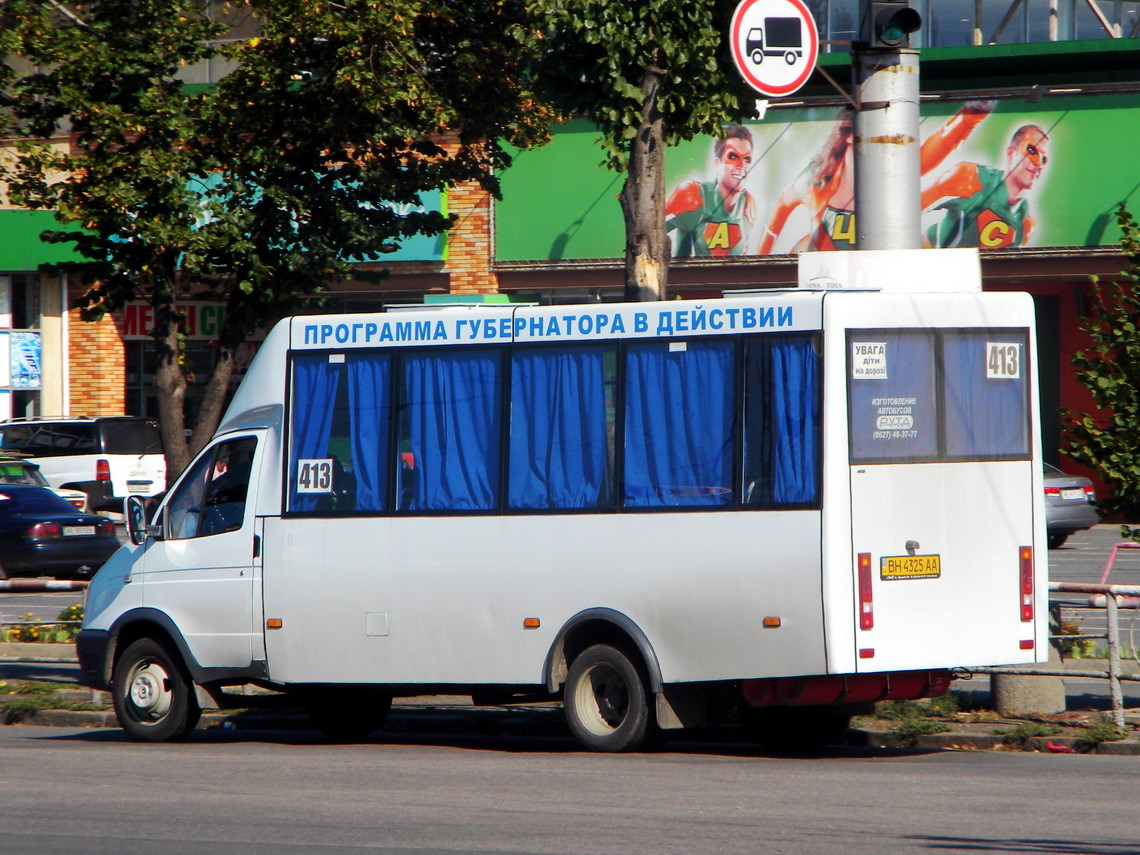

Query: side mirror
left=124, top=496, right=149, bottom=546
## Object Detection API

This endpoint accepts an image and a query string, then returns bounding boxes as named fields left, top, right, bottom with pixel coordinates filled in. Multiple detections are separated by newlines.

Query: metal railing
left=976, top=582, right=1140, bottom=728
left=0, top=580, right=90, bottom=593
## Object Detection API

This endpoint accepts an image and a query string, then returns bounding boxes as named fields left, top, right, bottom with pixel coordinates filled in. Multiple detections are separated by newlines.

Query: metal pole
left=853, top=48, right=922, bottom=250
left=1106, top=592, right=1125, bottom=728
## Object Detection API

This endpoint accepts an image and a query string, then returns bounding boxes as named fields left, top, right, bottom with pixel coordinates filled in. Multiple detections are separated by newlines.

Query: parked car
left=0, top=485, right=121, bottom=580
left=0, top=456, right=89, bottom=512
left=1044, top=462, right=1100, bottom=549
left=0, top=416, right=165, bottom=516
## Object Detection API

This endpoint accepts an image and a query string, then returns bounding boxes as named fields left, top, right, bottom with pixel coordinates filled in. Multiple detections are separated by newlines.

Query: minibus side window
left=742, top=333, right=821, bottom=508
left=289, top=353, right=392, bottom=514
left=623, top=339, right=735, bottom=508
left=396, top=349, right=503, bottom=512
left=507, top=345, right=615, bottom=511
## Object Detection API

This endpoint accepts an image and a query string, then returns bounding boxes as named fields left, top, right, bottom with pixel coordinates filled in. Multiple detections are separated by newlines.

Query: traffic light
left=863, top=0, right=921, bottom=49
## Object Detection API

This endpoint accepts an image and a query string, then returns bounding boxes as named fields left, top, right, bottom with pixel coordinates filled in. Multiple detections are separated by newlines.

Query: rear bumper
left=1046, top=503, right=1099, bottom=534
left=1, top=540, right=120, bottom=578
left=71, top=480, right=162, bottom=512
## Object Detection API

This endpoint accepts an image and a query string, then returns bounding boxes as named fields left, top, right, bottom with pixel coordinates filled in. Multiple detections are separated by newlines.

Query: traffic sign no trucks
left=730, top=0, right=819, bottom=98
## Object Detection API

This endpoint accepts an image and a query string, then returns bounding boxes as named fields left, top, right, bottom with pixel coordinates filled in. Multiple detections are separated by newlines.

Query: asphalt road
left=2, top=725, right=1140, bottom=855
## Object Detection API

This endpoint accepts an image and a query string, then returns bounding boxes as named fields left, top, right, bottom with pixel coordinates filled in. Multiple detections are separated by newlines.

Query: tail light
left=858, top=552, right=874, bottom=630
left=97, top=520, right=116, bottom=537
left=29, top=522, right=61, bottom=540
left=1043, top=486, right=1060, bottom=497
left=1020, top=545, right=1034, bottom=622
left=1083, top=485, right=1096, bottom=501
left=96, top=459, right=111, bottom=481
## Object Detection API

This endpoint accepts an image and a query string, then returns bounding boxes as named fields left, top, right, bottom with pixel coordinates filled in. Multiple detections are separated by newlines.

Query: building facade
left=1, top=27, right=1138, bottom=479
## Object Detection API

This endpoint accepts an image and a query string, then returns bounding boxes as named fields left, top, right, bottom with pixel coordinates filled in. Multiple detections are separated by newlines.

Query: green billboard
left=495, top=93, right=1140, bottom=261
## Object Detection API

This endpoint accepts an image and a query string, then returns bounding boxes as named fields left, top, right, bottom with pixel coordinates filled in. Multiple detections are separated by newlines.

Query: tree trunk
left=620, top=65, right=668, bottom=303
left=151, top=301, right=191, bottom=479
left=188, top=335, right=237, bottom=459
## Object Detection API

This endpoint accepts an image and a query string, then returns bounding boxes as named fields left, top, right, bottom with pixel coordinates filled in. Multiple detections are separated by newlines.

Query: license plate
left=127, top=482, right=151, bottom=493
left=63, top=525, right=96, bottom=537
left=1060, top=488, right=1083, bottom=500
left=881, top=554, right=941, bottom=580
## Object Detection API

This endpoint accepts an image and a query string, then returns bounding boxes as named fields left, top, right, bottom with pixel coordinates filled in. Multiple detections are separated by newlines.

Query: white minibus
left=78, top=251, right=1047, bottom=750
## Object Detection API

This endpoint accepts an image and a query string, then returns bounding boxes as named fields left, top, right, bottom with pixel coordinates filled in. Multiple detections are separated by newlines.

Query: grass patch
left=0, top=681, right=74, bottom=696
left=998, top=722, right=1062, bottom=750
left=1080, top=719, right=1129, bottom=746
left=873, top=696, right=956, bottom=747
left=894, top=718, right=951, bottom=748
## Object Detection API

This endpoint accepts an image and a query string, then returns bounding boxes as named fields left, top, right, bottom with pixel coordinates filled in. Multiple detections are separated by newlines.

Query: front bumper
left=76, top=628, right=113, bottom=690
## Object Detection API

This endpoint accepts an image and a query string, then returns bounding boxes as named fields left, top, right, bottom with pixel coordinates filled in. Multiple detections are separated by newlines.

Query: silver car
left=1044, top=462, right=1099, bottom=549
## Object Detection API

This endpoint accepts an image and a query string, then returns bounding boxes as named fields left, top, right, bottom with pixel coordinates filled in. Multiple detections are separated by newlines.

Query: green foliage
left=874, top=698, right=953, bottom=746
left=874, top=699, right=925, bottom=721
left=925, top=693, right=959, bottom=717
left=1057, top=619, right=1098, bottom=658
left=4, top=606, right=83, bottom=643
left=530, top=0, right=752, bottom=170
left=1062, top=204, right=1140, bottom=519
left=0, top=681, right=72, bottom=696
left=0, top=693, right=103, bottom=724
left=998, top=721, right=1062, bottom=749
left=1081, top=719, right=1128, bottom=745
left=1, top=0, right=550, bottom=466
left=893, top=717, right=950, bottom=748
left=1, top=694, right=56, bottom=723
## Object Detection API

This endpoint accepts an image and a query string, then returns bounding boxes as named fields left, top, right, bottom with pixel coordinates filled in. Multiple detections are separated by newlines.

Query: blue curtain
left=401, top=350, right=502, bottom=511
left=347, top=354, right=391, bottom=511
left=744, top=335, right=820, bottom=507
left=509, top=347, right=612, bottom=509
left=290, top=355, right=341, bottom=512
left=943, top=333, right=1029, bottom=458
left=624, top=341, right=734, bottom=508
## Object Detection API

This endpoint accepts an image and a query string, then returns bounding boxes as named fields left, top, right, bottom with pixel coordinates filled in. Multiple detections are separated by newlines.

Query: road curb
left=7, top=705, right=1140, bottom=754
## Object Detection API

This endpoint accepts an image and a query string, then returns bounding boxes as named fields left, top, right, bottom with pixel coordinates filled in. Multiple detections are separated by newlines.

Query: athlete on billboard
left=922, top=123, right=1050, bottom=249
left=757, top=101, right=995, bottom=254
left=666, top=125, right=757, bottom=257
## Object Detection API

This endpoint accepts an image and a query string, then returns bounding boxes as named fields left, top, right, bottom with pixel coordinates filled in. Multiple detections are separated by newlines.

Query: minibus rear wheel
left=564, top=643, right=655, bottom=752
left=111, top=638, right=202, bottom=742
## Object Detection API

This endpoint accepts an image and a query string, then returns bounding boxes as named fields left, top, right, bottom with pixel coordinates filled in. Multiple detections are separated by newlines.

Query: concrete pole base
left=992, top=606, right=1067, bottom=716
left=991, top=671, right=1066, bottom=717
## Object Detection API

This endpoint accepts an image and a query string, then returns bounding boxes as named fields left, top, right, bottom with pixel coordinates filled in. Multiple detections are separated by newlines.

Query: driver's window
left=166, top=437, right=257, bottom=540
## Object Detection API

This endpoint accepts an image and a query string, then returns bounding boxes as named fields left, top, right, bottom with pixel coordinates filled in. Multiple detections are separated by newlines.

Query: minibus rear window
left=99, top=420, right=163, bottom=454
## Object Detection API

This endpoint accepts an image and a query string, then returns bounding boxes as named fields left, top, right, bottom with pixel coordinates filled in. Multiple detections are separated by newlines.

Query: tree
left=1, top=0, right=550, bottom=475
left=1062, top=205, right=1140, bottom=521
left=530, top=0, right=754, bottom=301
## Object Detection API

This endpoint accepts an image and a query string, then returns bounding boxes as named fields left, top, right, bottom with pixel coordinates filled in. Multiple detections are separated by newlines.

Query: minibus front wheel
left=111, top=637, right=202, bottom=742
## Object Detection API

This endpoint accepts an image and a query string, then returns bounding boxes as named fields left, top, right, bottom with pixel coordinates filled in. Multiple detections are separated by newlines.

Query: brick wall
left=446, top=179, right=498, bottom=293
left=67, top=281, right=125, bottom=415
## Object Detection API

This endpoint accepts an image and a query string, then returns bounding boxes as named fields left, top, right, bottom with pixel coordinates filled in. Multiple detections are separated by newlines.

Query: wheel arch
left=101, top=608, right=268, bottom=688
left=105, top=609, right=199, bottom=684
left=543, top=608, right=663, bottom=695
